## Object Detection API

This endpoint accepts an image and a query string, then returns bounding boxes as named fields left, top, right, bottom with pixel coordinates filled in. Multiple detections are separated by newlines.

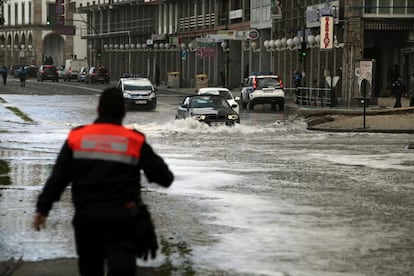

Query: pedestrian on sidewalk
left=33, top=87, right=174, bottom=276
left=391, top=78, right=405, bottom=108
left=293, top=70, right=302, bottom=104
left=19, top=66, right=28, bottom=87
left=1, top=66, right=7, bottom=85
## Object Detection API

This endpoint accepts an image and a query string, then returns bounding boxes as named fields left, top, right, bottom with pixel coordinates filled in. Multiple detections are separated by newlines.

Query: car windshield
left=200, top=90, right=233, bottom=100
left=124, top=84, right=152, bottom=90
left=190, top=97, right=229, bottom=108
left=257, top=77, right=281, bottom=88
left=218, top=90, right=233, bottom=100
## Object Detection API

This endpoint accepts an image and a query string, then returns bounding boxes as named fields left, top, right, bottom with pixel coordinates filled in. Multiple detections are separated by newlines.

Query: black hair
left=98, top=87, right=125, bottom=118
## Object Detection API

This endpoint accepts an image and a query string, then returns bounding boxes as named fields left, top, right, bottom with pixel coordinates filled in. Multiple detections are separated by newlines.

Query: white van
left=63, top=59, right=88, bottom=82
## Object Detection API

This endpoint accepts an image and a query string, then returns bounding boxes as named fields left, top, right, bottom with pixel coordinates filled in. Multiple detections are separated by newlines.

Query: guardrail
left=285, top=87, right=333, bottom=107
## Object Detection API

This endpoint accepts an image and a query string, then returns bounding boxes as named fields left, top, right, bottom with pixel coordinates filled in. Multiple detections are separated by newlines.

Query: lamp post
left=88, top=44, right=94, bottom=67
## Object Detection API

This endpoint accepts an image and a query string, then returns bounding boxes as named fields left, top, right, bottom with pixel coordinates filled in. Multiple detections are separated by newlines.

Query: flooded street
left=1, top=91, right=414, bottom=275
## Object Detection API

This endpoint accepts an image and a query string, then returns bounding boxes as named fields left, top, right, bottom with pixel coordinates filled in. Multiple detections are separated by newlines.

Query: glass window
left=257, top=77, right=281, bottom=89
left=379, top=0, right=390, bottom=14
left=22, top=3, right=25, bottom=24
left=364, top=0, right=376, bottom=14
left=393, top=0, right=405, bottom=14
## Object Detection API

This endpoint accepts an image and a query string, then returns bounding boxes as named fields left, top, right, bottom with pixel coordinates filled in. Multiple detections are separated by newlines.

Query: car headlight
left=150, top=92, right=156, bottom=98
left=228, top=114, right=239, bottom=120
left=192, top=114, right=206, bottom=120
left=123, top=92, right=132, bottom=99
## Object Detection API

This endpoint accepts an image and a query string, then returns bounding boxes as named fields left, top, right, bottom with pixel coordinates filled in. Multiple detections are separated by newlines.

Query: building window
left=14, top=3, right=17, bottom=24
left=22, top=3, right=25, bottom=25
left=29, top=2, right=32, bottom=25
left=7, top=4, right=10, bottom=26
left=48, top=3, right=56, bottom=23
left=364, top=0, right=414, bottom=16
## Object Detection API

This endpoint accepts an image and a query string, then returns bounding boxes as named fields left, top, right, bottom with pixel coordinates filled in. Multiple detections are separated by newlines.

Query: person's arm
left=33, top=141, right=73, bottom=230
left=140, top=142, right=174, bottom=187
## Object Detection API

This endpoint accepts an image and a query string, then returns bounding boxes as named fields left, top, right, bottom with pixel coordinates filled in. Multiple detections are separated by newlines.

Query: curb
left=307, top=127, right=414, bottom=134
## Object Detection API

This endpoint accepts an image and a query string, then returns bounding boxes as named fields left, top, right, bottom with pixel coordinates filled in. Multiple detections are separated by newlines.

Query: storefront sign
left=248, top=28, right=260, bottom=40
left=320, top=15, right=333, bottom=50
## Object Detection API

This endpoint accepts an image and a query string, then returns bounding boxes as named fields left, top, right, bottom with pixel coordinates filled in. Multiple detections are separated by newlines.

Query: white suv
left=117, top=77, right=157, bottom=109
left=240, top=72, right=284, bottom=111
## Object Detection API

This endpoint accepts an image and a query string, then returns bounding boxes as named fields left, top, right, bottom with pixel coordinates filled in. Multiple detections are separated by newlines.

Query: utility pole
left=296, top=1, right=307, bottom=86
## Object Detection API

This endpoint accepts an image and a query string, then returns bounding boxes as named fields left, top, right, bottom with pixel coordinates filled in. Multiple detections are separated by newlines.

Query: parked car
left=240, top=72, right=284, bottom=111
left=77, top=67, right=88, bottom=82
left=10, top=64, right=28, bottom=77
left=56, top=65, right=65, bottom=79
left=198, top=87, right=240, bottom=115
left=14, top=65, right=38, bottom=78
left=64, top=59, right=88, bottom=81
left=85, top=66, right=110, bottom=84
left=176, top=95, right=239, bottom=126
left=37, top=65, right=59, bottom=82
left=117, top=77, right=157, bottom=109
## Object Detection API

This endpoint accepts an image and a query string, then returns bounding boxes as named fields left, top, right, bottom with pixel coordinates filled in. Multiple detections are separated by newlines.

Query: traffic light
left=46, top=16, right=53, bottom=26
left=298, top=41, right=308, bottom=58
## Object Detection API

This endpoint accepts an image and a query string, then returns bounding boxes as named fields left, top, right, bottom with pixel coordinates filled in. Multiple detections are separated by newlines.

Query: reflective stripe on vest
left=68, top=123, right=145, bottom=165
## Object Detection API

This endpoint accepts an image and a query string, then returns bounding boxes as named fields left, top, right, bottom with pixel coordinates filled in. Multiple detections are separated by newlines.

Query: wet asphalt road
left=1, top=78, right=414, bottom=275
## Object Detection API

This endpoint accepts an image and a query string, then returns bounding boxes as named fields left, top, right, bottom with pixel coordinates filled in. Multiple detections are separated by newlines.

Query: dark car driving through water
left=176, top=95, right=239, bottom=126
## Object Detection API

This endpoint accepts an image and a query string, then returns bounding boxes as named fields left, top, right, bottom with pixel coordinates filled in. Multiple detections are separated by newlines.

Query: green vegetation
left=0, top=159, right=11, bottom=185
left=0, top=97, right=34, bottom=122
left=5, top=106, right=34, bottom=122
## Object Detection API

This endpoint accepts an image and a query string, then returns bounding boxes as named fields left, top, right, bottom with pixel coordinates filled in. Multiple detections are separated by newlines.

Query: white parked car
left=197, top=87, right=240, bottom=115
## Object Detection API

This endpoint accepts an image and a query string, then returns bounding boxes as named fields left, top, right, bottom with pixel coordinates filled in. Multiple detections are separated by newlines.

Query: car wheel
left=278, top=103, right=284, bottom=111
left=248, top=102, right=254, bottom=110
left=241, top=96, right=247, bottom=109
left=271, top=103, right=276, bottom=110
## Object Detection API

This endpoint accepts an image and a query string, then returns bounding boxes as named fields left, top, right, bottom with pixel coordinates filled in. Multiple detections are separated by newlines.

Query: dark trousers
left=73, top=218, right=137, bottom=276
left=394, top=93, right=402, bottom=108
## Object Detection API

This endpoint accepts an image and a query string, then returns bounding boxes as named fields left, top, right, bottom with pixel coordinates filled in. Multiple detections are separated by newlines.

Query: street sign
left=54, top=25, right=75, bottom=35
left=203, top=35, right=225, bottom=42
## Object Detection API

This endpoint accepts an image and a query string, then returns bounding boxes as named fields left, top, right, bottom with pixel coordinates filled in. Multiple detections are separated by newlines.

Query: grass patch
left=0, top=159, right=11, bottom=185
left=5, top=106, right=34, bottom=122
left=0, top=97, right=34, bottom=122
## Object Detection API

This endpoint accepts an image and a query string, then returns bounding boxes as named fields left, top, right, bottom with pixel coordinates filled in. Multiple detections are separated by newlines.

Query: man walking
left=1, top=66, right=7, bottom=85
left=33, top=87, right=174, bottom=275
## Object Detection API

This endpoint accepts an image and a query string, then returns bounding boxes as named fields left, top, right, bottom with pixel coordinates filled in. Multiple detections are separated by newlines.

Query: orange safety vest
left=68, top=123, right=145, bottom=166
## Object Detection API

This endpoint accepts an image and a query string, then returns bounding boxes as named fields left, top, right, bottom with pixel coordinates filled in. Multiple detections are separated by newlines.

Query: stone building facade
left=78, top=0, right=413, bottom=106
left=0, top=0, right=87, bottom=68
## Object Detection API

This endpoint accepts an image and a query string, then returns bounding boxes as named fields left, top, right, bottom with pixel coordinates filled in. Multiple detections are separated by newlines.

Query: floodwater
left=1, top=94, right=414, bottom=275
